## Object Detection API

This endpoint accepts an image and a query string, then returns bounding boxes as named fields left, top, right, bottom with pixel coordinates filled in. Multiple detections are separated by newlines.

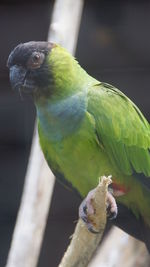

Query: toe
left=107, top=206, right=118, bottom=220
left=106, top=191, right=118, bottom=220
left=87, top=222, right=100, bottom=234
left=79, top=190, right=99, bottom=233
left=79, top=200, right=87, bottom=221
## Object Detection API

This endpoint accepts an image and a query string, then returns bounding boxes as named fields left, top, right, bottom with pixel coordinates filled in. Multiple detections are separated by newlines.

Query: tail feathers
left=112, top=203, right=150, bottom=252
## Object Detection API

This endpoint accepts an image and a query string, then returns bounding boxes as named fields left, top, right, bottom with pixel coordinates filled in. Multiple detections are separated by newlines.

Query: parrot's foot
left=79, top=189, right=118, bottom=233
left=106, top=190, right=118, bottom=220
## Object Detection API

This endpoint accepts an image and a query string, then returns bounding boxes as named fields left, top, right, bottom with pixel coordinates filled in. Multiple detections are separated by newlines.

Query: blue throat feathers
left=36, top=91, right=87, bottom=141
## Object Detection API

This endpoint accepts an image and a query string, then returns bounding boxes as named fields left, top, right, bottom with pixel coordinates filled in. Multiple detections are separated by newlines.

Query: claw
left=106, top=191, right=118, bottom=220
left=79, top=189, right=99, bottom=233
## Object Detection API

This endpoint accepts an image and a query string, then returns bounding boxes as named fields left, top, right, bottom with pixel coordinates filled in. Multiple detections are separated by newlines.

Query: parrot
left=7, top=41, right=150, bottom=251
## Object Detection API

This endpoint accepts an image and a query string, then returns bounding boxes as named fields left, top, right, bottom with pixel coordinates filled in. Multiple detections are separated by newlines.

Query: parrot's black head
left=7, top=41, right=55, bottom=95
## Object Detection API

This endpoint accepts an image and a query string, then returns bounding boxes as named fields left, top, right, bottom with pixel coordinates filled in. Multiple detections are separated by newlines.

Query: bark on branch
left=58, top=176, right=112, bottom=267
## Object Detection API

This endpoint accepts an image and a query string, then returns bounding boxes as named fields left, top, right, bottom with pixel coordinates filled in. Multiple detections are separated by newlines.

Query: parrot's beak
left=9, top=65, right=37, bottom=93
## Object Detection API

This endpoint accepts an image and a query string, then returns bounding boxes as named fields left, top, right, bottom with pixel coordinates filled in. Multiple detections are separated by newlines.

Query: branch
left=89, top=227, right=150, bottom=267
left=6, top=1, right=84, bottom=267
left=6, top=129, right=55, bottom=267
left=58, top=176, right=112, bottom=267
left=59, top=176, right=150, bottom=267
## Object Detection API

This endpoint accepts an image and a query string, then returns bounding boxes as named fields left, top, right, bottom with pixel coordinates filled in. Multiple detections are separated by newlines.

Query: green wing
left=87, top=82, right=150, bottom=177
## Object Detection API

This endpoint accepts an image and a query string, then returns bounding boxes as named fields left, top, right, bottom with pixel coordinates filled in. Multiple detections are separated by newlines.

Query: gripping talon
left=79, top=189, right=99, bottom=233
left=79, top=188, right=118, bottom=233
left=106, top=191, right=118, bottom=220
left=83, top=204, right=87, bottom=215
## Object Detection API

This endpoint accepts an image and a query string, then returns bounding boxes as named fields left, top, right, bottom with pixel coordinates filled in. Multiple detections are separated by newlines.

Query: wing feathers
left=87, top=83, right=150, bottom=177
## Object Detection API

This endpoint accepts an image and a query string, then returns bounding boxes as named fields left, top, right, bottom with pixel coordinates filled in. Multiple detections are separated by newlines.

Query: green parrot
left=7, top=41, right=150, bottom=250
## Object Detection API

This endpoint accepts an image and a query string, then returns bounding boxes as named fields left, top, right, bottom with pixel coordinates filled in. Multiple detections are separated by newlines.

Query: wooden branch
left=89, top=227, right=150, bottom=267
left=49, top=0, right=84, bottom=53
left=6, top=1, right=84, bottom=267
left=58, top=176, right=112, bottom=267
left=59, top=175, right=150, bottom=267
left=6, top=129, right=55, bottom=267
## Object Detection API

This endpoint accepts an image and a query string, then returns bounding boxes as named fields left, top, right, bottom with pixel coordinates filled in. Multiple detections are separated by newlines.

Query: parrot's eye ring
left=27, top=52, right=45, bottom=69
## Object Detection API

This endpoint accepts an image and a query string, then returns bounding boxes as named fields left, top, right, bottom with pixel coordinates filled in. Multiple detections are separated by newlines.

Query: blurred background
left=0, top=0, right=150, bottom=266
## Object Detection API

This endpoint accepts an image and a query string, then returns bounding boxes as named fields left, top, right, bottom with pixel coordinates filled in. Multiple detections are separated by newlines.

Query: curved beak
left=9, top=65, right=37, bottom=93
left=9, top=65, right=27, bottom=91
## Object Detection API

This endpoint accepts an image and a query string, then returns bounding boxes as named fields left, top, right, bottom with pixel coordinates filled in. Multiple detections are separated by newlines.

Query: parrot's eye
left=27, top=52, right=45, bottom=69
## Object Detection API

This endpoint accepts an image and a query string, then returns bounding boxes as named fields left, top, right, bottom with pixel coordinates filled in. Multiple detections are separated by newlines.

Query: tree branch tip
left=98, top=175, right=112, bottom=188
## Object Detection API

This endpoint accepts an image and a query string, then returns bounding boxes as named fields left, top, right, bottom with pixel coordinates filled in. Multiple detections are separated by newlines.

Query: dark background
left=0, top=0, right=150, bottom=266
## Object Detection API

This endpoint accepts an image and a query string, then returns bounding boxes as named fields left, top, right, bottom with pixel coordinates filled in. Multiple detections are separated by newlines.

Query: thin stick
left=6, top=1, right=84, bottom=267
left=58, top=176, right=112, bottom=267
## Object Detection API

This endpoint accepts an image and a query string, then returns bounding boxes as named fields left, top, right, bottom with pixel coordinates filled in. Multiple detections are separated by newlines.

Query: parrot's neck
left=34, top=46, right=99, bottom=141
left=34, top=45, right=98, bottom=102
